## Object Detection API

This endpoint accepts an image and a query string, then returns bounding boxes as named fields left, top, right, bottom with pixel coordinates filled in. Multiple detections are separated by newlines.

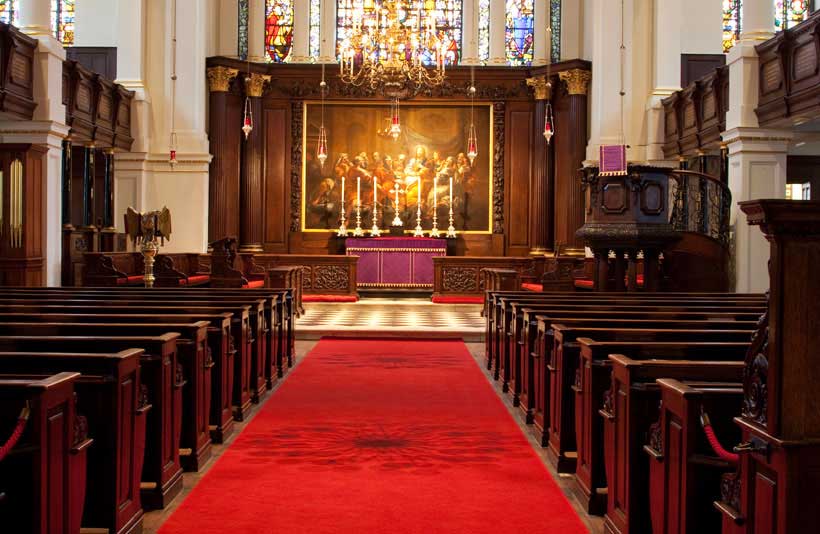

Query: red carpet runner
left=159, top=339, right=589, bottom=534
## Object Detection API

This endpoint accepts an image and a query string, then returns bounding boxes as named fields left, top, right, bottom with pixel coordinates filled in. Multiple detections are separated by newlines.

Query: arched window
left=506, top=0, right=534, bottom=66
left=722, top=0, right=741, bottom=53
left=265, top=0, right=294, bottom=62
left=0, top=0, right=18, bottom=26
left=774, top=0, right=811, bottom=32
left=477, top=0, right=490, bottom=62
left=239, top=0, right=249, bottom=60
left=336, top=0, right=463, bottom=66
left=550, top=0, right=561, bottom=63
left=309, top=0, right=321, bottom=57
left=51, top=0, right=75, bottom=46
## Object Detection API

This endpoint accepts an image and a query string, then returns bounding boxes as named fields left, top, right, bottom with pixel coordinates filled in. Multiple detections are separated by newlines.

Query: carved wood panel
left=263, top=104, right=289, bottom=251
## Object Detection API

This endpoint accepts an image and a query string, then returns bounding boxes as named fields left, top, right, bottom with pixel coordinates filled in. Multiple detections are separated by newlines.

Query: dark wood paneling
left=263, top=104, right=289, bottom=251
left=66, top=47, right=117, bottom=80
left=680, top=54, right=726, bottom=87
left=505, top=106, right=533, bottom=254
left=0, top=22, right=37, bottom=120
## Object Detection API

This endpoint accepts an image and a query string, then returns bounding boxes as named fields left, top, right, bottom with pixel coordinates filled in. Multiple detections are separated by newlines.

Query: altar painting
left=302, top=102, right=493, bottom=233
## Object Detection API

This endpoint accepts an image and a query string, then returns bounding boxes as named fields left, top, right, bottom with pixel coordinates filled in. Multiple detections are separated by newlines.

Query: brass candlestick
left=124, top=206, right=172, bottom=288
left=391, top=183, right=403, bottom=227
left=337, top=176, right=347, bottom=236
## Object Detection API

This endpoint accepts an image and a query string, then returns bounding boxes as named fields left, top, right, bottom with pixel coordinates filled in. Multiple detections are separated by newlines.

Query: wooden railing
left=62, top=60, right=134, bottom=150
left=756, top=11, right=820, bottom=126
left=662, top=66, right=729, bottom=159
left=0, top=22, right=37, bottom=120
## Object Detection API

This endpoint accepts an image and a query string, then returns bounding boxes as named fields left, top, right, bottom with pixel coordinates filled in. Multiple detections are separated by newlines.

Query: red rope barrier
left=0, top=402, right=30, bottom=463
left=700, top=410, right=739, bottom=464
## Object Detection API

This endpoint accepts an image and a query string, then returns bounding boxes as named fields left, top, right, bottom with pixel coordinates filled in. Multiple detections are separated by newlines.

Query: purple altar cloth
left=345, top=237, right=447, bottom=288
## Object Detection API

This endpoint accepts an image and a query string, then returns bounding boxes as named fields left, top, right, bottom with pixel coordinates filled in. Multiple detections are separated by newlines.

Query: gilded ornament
left=559, top=69, right=592, bottom=96
left=526, top=76, right=552, bottom=100
left=245, top=73, right=272, bottom=97
left=207, top=66, right=239, bottom=92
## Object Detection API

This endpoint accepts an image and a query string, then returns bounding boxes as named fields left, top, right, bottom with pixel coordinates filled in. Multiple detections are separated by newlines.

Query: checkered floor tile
left=295, top=298, right=484, bottom=340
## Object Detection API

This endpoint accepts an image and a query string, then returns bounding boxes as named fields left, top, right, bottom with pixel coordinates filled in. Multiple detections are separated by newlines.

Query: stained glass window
left=309, top=0, right=321, bottom=58
left=51, top=0, right=75, bottom=46
left=477, top=0, right=490, bottom=62
left=336, top=0, right=463, bottom=66
left=265, top=0, right=294, bottom=63
left=774, top=0, right=811, bottom=32
left=238, top=0, right=249, bottom=60
left=506, top=0, right=534, bottom=66
left=550, top=0, right=561, bottom=63
left=722, top=0, right=741, bottom=53
left=0, top=0, right=18, bottom=26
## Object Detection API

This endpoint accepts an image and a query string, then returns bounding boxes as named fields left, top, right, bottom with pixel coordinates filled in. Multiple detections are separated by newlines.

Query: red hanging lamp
left=466, top=68, right=478, bottom=164
left=389, top=97, right=401, bottom=141
left=317, top=70, right=329, bottom=167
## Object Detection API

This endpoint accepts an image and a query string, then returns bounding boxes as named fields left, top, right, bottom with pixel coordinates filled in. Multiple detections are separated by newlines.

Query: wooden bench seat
left=0, top=334, right=184, bottom=509
left=646, top=379, right=743, bottom=534
left=0, top=350, right=147, bottom=534
left=0, top=372, right=90, bottom=534
left=602, top=356, right=745, bottom=534
left=571, top=338, right=751, bottom=514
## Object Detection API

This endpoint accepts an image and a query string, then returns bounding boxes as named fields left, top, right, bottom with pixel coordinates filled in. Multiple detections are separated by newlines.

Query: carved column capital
left=526, top=76, right=553, bottom=100
left=207, top=66, right=239, bottom=92
left=559, top=69, right=592, bottom=96
left=245, top=73, right=272, bottom=97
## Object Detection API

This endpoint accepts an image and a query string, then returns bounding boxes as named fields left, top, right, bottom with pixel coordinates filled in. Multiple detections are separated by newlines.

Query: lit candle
left=449, top=175, right=453, bottom=207
left=373, top=175, right=378, bottom=208
left=418, top=175, right=421, bottom=206
left=433, top=175, right=437, bottom=211
left=342, top=176, right=346, bottom=206
left=357, top=176, right=361, bottom=208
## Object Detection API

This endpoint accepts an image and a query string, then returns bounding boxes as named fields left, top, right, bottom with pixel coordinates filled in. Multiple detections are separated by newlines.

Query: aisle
left=158, top=338, right=588, bottom=534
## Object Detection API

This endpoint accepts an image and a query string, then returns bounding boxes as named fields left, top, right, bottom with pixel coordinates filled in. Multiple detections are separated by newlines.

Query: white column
left=646, top=0, right=683, bottom=163
left=722, top=129, right=791, bottom=292
left=248, top=0, right=267, bottom=61
left=116, top=0, right=150, bottom=154
left=18, top=0, right=68, bottom=286
left=560, top=0, right=584, bottom=60
left=292, top=0, right=311, bottom=62
left=318, top=0, right=337, bottom=63
left=73, top=0, right=118, bottom=47
left=216, top=0, right=239, bottom=57
left=461, top=0, right=479, bottom=65
left=532, top=0, right=549, bottom=66
left=488, top=0, right=506, bottom=65
left=722, top=0, right=783, bottom=292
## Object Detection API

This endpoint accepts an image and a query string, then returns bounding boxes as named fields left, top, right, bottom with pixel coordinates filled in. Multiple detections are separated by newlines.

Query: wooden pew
left=0, top=301, right=263, bottom=412
left=602, top=355, right=744, bottom=534
left=514, top=316, right=754, bottom=425
left=0, top=286, right=294, bottom=382
left=646, top=379, right=743, bottom=534
left=0, top=309, right=248, bottom=428
left=571, top=338, right=751, bottom=513
left=0, top=350, right=147, bottom=534
left=0, top=334, right=184, bottom=509
left=0, top=322, right=216, bottom=458
left=267, top=265, right=303, bottom=317
left=0, top=372, right=91, bottom=534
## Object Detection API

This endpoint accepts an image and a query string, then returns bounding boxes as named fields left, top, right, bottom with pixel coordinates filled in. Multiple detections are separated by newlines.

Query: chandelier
left=338, top=0, right=451, bottom=98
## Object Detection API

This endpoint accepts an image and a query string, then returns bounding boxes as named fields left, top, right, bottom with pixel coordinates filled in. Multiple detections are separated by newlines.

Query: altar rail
left=432, top=256, right=536, bottom=298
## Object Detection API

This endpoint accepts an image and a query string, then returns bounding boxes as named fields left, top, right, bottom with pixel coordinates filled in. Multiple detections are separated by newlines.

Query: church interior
left=1, top=0, right=820, bottom=533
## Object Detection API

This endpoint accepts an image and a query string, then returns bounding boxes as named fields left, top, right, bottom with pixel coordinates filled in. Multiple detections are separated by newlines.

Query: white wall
left=681, top=0, right=723, bottom=55
left=73, top=0, right=119, bottom=47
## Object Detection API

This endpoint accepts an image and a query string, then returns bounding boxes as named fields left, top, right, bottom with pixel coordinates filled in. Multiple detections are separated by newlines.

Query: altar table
left=345, top=237, right=447, bottom=288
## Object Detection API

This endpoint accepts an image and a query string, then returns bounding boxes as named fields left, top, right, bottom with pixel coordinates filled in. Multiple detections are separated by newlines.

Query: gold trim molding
left=207, top=66, right=239, bottom=93
left=245, top=73, right=272, bottom=97
left=559, top=69, right=592, bottom=96
left=526, top=76, right=552, bottom=101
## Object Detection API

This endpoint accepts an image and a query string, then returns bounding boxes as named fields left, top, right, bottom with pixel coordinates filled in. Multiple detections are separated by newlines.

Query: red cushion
left=521, top=283, right=543, bottom=292
left=186, top=275, right=210, bottom=284
left=574, top=279, right=594, bottom=289
left=242, top=280, right=265, bottom=289
left=302, top=295, right=359, bottom=303
left=431, top=296, right=484, bottom=304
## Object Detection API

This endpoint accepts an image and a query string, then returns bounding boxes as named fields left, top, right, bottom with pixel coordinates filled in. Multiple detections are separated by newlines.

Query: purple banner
left=345, top=237, right=447, bottom=288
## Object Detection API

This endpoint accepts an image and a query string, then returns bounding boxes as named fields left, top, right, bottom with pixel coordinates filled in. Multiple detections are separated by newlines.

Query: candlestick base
left=430, top=225, right=440, bottom=238
left=353, top=226, right=364, bottom=236
left=336, top=224, right=348, bottom=237
left=446, top=225, right=456, bottom=238
left=391, top=214, right=403, bottom=226
left=413, top=224, right=424, bottom=237
left=370, top=225, right=381, bottom=237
